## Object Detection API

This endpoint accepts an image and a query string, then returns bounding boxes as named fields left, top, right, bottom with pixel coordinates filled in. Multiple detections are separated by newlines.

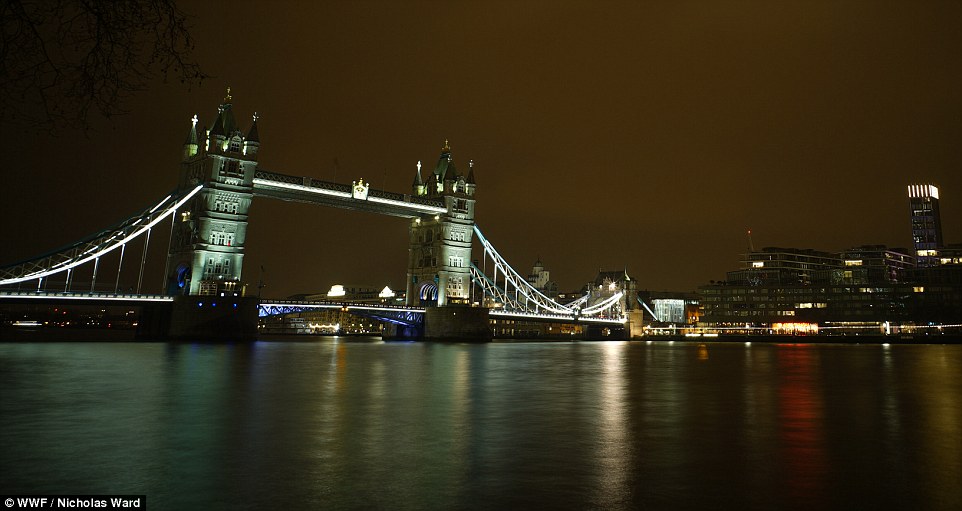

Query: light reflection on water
left=1, top=339, right=960, bottom=510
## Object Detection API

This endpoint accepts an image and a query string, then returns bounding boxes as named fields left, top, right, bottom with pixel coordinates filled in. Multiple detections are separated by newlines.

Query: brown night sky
left=2, top=0, right=960, bottom=298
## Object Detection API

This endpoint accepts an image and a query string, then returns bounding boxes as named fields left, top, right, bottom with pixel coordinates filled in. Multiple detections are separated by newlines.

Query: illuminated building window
left=752, top=261, right=764, bottom=268
left=199, top=281, right=217, bottom=295
left=213, top=196, right=240, bottom=214
left=221, top=160, right=243, bottom=179
left=209, top=231, right=235, bottom=246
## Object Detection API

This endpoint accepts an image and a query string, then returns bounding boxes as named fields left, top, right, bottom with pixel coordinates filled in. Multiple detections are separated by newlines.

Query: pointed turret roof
left=210, top=87, right=238, bottom=138
left=467, top=159, right=476, bottom=185
left=184, top=114, right=199, bottom=146
left=246, top=112, right=260, bottom=142
left=220, top=104, right=237, bottom=135
left=412, top=160, right=423, bottom=186
left=434, top=139, right=459, bottom=181
left=593, top=268, right=633, bottom=285
left=209, top=106, right=225, bottom=137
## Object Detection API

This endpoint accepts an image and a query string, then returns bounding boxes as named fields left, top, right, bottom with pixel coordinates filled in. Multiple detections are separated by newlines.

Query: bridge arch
left=417, top=282, right=438, bottom=307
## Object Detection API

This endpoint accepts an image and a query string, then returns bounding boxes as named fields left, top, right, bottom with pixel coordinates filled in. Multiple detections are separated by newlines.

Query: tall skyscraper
left=908, top=184, right=943, bottom=267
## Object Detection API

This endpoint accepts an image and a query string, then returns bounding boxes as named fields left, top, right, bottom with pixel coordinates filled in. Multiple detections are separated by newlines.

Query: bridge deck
left=259, top=300, right=625, bottom=325
left=0, top=291, right=173, bottom=305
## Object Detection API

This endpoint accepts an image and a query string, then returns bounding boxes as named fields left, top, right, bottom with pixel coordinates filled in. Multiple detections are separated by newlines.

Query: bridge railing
left=254, top=170, right=444, bottom=209
left=0, top=290, right=173, bottom=302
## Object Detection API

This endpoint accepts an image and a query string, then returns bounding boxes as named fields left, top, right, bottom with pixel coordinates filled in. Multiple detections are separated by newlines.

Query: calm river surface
left=1, top=338, right=960, bottom=510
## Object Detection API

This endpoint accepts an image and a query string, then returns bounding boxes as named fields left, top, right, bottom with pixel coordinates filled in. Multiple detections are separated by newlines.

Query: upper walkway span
left=253, top=170, right=447, bottom=218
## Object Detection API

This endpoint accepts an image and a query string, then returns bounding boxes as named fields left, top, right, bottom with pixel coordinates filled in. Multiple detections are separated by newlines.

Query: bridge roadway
left=0, top=293, right=626, bottom=327
left=0, top=291, right=173, bottom=305
left=259, top=299, right=626, bottom=326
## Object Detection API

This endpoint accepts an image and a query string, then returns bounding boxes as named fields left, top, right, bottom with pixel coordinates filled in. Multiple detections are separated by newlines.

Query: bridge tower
left=406, top=141, right=477, bottom=307
left=166, top=91, right=258, bottom=296
left=586, top=269, right=641, bottom=338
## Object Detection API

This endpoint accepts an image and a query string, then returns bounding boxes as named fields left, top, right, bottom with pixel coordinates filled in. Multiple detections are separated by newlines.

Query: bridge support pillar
left=135, top=302, right=174, bottom=340
left=381, top=322, right=424, bottom=341
left=167, top=296, right=259, bottom=341
left=424, top=305, right=491, bottom=342
left=584, top=324, right=629, bottom=340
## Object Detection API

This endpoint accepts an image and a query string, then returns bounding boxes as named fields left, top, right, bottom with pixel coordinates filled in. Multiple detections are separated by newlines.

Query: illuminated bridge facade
left=0, top=95, right=632, bottom=339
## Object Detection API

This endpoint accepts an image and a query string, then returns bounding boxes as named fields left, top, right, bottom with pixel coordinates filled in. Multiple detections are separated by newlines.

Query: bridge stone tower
left=406, top=141, right=477, bottom=307
left=166, top=91, right=258, bottom=296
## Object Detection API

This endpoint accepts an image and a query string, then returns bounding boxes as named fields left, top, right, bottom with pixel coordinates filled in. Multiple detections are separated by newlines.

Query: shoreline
left=634, top=333, right=962, bottom=345
left=2, top=326, right=961, bottom=344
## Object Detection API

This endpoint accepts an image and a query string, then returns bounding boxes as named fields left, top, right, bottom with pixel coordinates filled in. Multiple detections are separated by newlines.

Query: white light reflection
left=594, top=341, right=630, bottom=506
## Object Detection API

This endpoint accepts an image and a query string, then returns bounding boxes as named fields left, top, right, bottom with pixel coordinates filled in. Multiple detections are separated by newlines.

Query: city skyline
left=1, top=1, right=960, bottom=298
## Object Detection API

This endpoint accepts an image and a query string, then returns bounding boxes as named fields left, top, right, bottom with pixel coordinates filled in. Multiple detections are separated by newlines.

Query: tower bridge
left=0, top=94, right=636, bottom=340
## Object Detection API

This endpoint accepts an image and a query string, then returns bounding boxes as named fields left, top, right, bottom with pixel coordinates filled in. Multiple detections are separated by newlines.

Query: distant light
left=379, top=286, right=396, bottom=298
left=327, top=284, right=346, bottom=298
left=908, top=184, right=940, bottom=199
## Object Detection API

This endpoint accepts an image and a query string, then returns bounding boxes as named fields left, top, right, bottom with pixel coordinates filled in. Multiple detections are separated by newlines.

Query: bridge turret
left=182, top=114, right=200, bottom=161
left=412, top=160, right=426, bottom=196
left=167, top=90, right=258, bottom=297
left=466, top=160, right=476, bottom=196
left=208, top=106, right=227, bottom=155
left=243, top=113, right=260, bottom=159
left=406, top=141, right=477, bottom=307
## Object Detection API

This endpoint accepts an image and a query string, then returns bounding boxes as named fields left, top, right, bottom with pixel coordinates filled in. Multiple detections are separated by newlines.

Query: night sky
left=2, top=1, right=960, bottom=298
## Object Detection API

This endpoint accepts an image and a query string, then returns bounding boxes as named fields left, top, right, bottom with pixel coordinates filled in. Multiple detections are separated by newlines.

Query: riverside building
left=699, top=185, right=961, bottom=333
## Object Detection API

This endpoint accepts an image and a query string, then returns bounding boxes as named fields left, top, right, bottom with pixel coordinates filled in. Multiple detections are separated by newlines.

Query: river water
left=1, top=338, right=960, bottom=510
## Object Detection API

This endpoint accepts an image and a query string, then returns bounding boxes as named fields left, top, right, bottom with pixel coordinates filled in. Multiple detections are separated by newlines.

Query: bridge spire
left=246, top=112, right=260, bottom=142
left=432, top=140, right=460, bottom=191
left=182, top=114, right=199, bottom=160
left=412, top=160, right=426, bottom=196
left=244, top=112, right=260, bottom=158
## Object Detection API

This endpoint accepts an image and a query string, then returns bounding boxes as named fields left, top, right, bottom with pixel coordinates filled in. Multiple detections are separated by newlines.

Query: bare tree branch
left=0, top=0, right=207, bottom=133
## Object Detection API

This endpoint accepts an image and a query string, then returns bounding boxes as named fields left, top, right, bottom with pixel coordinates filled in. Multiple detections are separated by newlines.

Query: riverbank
left=640, top=333, right=962, bottom=344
